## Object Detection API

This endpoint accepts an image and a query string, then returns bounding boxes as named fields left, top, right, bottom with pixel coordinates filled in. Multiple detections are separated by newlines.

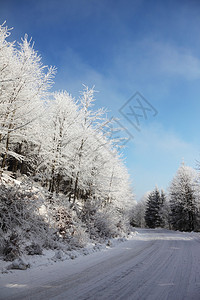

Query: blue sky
left=1, top=0, right=200, bottom=200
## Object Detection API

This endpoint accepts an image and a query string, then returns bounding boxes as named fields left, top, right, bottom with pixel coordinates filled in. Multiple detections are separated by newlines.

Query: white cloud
left=130, top=122, right=200, bottom=171
left=112, top=38, right=200, bottom=81
left=153, top=42, right=200, bottom=80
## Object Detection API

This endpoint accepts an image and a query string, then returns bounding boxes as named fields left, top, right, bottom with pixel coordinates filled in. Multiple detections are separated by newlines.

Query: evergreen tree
left=169, top=164, right=199, bottom=231
left=145, top=187, right=162, bottom=228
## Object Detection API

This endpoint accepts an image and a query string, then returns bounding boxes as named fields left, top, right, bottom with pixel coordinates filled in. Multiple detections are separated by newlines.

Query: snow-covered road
left=1, top=228, right=200, bottom=300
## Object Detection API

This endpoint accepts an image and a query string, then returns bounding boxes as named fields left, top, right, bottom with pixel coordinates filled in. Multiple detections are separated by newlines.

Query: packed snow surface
left=1, top=228, right=200, bottom=300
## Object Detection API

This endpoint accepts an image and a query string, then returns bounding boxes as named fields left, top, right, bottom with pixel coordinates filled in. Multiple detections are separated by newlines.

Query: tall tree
left=132, top=193, right=148, bottom=227
left=145, top=187, right=162, bottom=228
left=0, top=24, right=55, bottom=175
left=169, top=164, right=199, bottom=231
left=159, top=190, right=171, bottom=229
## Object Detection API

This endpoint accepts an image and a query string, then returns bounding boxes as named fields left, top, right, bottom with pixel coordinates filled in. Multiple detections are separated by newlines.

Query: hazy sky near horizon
left=1, top=0, right=200, bottom=200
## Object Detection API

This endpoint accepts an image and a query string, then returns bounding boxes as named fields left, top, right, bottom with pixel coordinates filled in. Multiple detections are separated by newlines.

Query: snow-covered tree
left=0, top=23, right=135, bottom=258
left=169, top=164, right=199, bottom=231
left=0, top=23, right=55, bottom=175
left=159, top=189, right=171, bottom=229
left=37, top=91, right=79, bottom=194
left=131, top=193, right=148, bottom=227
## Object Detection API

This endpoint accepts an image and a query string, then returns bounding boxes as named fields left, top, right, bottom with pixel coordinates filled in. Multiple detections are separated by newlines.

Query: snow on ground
left=0, top=232, right=131, bottom=279
left=1, top=228, right=200, bottom=300
left=0, top=235, right=130, bottom=274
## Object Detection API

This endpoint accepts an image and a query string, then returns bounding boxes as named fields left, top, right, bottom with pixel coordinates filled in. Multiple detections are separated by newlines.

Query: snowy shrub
left=47, top=195, right=89, bottom=249
left=0, top=180, right=60, bottom=260
left=0, top=182, right=44, bottom=233
left=94, top=208, right=130, bottom=238
left=52, top=206, right=74, bottom=238
left=25, top=243, right=43, bottom=255
left=2, top=230, right=21, bottom=261
left=79, top=200, right=103, bottom=240
left=80, top=200, right=129, bottom=239
left=116, top=210, right=131, bottom=235
left=94, top=209, right=119, bottom=238
left=69, top=224, right=89, bottom=248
